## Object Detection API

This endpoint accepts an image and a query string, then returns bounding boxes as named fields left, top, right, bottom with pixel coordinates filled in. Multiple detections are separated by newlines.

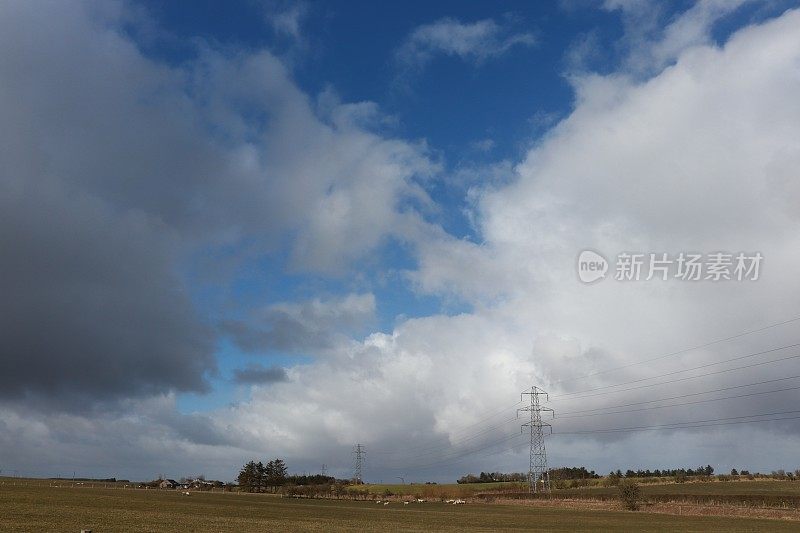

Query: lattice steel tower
left=518, top=386, right=554, bottom=493
left=352, top=444, right=365, bottom=484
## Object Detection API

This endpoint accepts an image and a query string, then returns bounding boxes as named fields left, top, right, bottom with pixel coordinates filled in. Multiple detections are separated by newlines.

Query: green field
left=2, top=482, right=799, bottom=532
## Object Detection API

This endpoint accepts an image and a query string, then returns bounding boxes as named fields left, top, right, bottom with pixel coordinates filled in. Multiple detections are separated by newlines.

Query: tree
left=618, top=479, right=642, bottom=511
left=274, top=459, right=288, bottom=484
left=255, top=461, right=267, bottom=492
left=265, top=458, right=288, bottom=487
left=237, top=461, right=260, bottom=493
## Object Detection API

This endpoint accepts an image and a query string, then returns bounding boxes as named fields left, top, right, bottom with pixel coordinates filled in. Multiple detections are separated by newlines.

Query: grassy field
left=553, top=480, right=800, bottom=507
left=2, top=482, right=799, bottom=532
left=341, top=479, right=800, bottom=507
left=351, top=481, right=527, bottom=499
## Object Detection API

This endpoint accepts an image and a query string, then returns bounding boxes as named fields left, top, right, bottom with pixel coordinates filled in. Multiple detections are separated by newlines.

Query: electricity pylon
left=353, top=444, right=365, bottom=484
left=518, top=386, right=554, bottom=493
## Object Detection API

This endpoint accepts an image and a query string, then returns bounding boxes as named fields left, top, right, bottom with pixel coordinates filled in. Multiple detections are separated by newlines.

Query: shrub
left=674, top=472, right=688, bottom=484
left=617, top=479, right=642, bottom=511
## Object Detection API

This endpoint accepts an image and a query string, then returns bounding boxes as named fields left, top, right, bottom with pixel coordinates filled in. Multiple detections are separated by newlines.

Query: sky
left=2, top=0, right=800, bottom=483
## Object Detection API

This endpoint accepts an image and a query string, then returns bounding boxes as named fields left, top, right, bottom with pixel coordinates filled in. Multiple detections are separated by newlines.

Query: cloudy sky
left=2, top=0, right=800, bottom=483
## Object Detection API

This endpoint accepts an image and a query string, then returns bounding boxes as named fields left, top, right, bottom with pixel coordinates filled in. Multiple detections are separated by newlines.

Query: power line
left=549, top=315, right=800, bottom=387
left=552, top=345, right=800, bottom=401
left=554, top=352, right=800, bottom=402
left=557, top=374, right=800, bottom=416
left=554, top=342, right=800, bottom=398
left=380, top=408, right=798, bottom=474
left=553, top=409, right=800, bottom=435
left=369, top=329, right=799, bottom=462
left=376, top=380, right=799, bottom=470
left=373, top=398, right=800, bottom=478
left=556, top=384, right=800, bottom=419
left=377, top=369, right=800, bottom=471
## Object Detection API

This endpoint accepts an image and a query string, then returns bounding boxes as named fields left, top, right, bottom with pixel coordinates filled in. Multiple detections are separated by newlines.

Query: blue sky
left=158, top=0, right=792, bottom=414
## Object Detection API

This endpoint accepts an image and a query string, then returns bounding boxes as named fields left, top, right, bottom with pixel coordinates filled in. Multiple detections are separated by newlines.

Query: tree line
left=608, top=465, right=715, bottom=479
left=457, top=466, right=599, bottom=484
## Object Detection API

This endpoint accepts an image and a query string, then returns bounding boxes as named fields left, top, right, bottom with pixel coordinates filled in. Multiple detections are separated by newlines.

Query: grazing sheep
left=416, top=499, right=425, bottom=503
left=184, top=492, right=191, bottom=496
left=383, top=502, right=389, bottom=506
left=403, top=501, right=409, bottom=505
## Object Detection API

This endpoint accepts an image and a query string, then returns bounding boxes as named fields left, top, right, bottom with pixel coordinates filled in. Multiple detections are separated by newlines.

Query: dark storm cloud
left=0, top=0, right=413, bottom=409
left=0, top=1, right=222, bottom=406
left=0, top=184, right=216, bottom=403
left=232, top=364, right=289, bottom=385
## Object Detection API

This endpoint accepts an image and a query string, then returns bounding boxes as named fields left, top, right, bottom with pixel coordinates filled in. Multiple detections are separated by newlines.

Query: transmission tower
left=353, top=444, right=365, bottom=484
left=518, top=386, right=554, bottom=493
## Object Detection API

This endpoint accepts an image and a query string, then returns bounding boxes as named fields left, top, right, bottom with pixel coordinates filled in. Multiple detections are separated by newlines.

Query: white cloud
left=267, top=1, right=308, bottom=41
left=396, top=17, right=536, bottom=71
left=234, top=6, right=800, bottom=478
left=603, top=0, right=755, bottom=73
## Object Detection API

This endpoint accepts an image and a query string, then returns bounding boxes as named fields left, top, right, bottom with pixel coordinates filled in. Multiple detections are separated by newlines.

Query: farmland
left=352, top=478, right=800, bottom=506
left=2, top=480, right=800, bottom=532
left=554, top=479, right=800, bottom=507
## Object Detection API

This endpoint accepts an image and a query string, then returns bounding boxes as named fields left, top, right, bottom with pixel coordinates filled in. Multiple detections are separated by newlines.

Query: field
left=351, top=481, right=528, bottom=499
left=349, top=479, right=800, bottom=507
left=555, top=480, right=800, bottom=507
left=2, top=480, right=800, bottom=532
